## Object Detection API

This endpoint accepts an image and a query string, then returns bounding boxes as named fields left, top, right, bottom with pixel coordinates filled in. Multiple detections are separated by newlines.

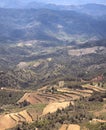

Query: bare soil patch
left=43, top=101, right=70, bottom=115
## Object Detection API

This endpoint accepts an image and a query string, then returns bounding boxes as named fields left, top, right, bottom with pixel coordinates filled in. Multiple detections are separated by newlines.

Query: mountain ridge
left=0, top=8, right=106, bottom=43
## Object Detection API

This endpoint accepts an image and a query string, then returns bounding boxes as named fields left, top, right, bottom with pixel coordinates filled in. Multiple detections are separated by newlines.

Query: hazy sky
left=0, top=0, right=106, bottom=6
left=37, top=0, right=106, bottom=5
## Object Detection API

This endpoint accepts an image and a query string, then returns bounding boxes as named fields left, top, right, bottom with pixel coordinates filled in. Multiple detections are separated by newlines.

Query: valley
left=0, top=1, right=106, bottom=130
left=0, top=38, right=106, bottom=130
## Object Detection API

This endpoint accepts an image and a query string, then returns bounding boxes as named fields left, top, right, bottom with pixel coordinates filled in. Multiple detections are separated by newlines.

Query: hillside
left=0, top=2, right=106, bottom=130
left=0, top=38, right=106, bottom=89
left=1, top=82, right=105, bottom=130
left=0, top=9, right=106, bottom=43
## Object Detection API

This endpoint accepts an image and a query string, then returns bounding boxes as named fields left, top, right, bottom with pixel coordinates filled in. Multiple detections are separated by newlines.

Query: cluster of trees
left=88, top=92, right=106, bottom=102
left=18, top=100, right=30, bottom=108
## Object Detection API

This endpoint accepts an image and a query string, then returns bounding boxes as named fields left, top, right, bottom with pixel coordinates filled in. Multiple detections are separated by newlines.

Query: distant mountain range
left=0, top=0, right=106, bottom=17
left=0, top=0, right=106, bottom=90
left=0, top=8, right=106, bottom=43
left=0, top=1, right=106, bottom=43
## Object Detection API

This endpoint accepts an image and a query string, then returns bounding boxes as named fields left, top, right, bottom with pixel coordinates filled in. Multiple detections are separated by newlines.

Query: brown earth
left=68, top=124, right=80, bottom=130
left=0, top=110, right=33, bottom=130
left=94, top=104, right=106, bottom=117
left=82, top=84, right=106, bottom=93
left=1, top=83, right=105, bottom=130
left=18, top=86, right=95, bottom=106
left=59, top=124, right=80, bottom=130
left=43, top=101, right=70, bottom=115
left=59, top=124, right=68, bottom=130
left=92, top=119, right=106, bottom=123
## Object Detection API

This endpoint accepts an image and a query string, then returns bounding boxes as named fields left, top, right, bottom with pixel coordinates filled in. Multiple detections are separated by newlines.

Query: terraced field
left=82, top=84, right=106, bottom=93
left=18, top=84, right=104, bottom=105
left=0, top=83, right=105, bottom=130
left=43, top=101, right=70, bottom=115
left=0, top=110, right=33, bottom=130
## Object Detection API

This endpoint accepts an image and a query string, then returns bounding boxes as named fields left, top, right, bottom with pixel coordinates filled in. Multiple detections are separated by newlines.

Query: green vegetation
left=9, top=100, right=102, bottom=129
left=0, top=5, right=106, bottom=130
left=0, top=90, right=24, bottom=107
left=8, top=90, right=106, bottom=130
left=27, top=103, right=47, bottom=114
left=0, top=38, right=106, bottom=90
left=76, top=100, right=104, bottom=112
left=85, top=122, right=106, bottom=130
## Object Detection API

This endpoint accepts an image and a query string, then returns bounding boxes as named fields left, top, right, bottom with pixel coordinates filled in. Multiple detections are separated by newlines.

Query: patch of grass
left=103, top=83, right=106, bottom=89
left=27, top=103, right=47, bottom=113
